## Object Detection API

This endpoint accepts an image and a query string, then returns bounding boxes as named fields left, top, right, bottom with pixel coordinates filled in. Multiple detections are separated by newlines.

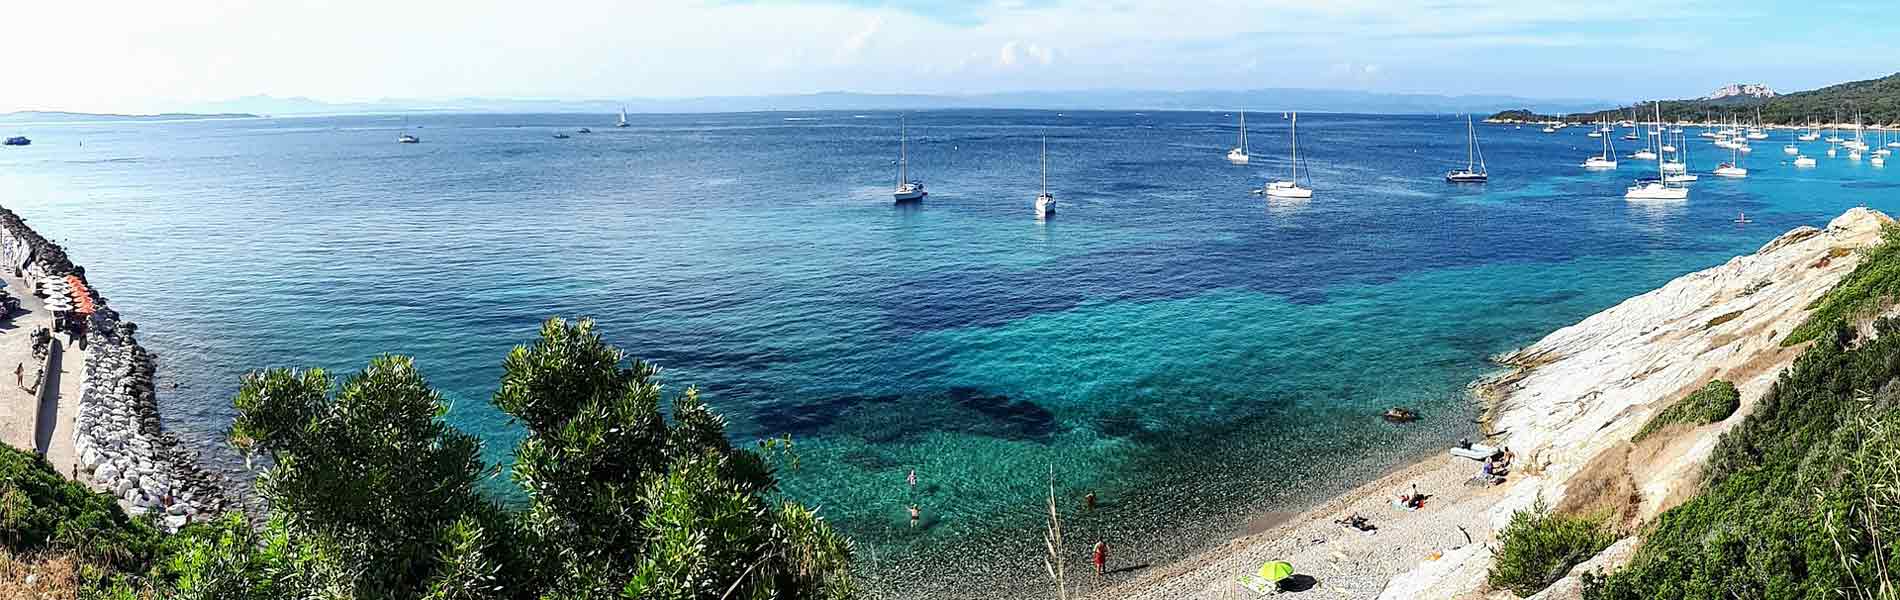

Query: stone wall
left=0, top=208, right=228, bottom=530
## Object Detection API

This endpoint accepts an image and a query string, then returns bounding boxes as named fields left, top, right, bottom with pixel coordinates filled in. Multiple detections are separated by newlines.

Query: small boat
left=616, top=107, right=630, bottom=128
left=1828, top=146, right=1839, bottom=157
left=1734, top=211, right=1752, bottom=224
left=1713, top=162, right=1747, bottom=177
left=1849, top=149, right=1862, bottom=161
left=1784, top=144, right=1799, bottom=155
left=2, top=136, right=28, bottom=146
left=1035, top=136, right=1055, bottom=219
left=1445, top=114, right=1488, bottom=183
left=1588, top=130, right=1603, bottom=138
left=1794, top=155, right=1818, bottom=167
left=893, top=116, right=926, bottom=202
left=396, top=133, right=420, bottom=144
left=553, top=132, right=571, bottom=139
left=578, top=128, right=592, bottom=134
left=1542, top=125, right=1557, bottom=133
left=1227, top=111, right=1250, bottom=165
left=1261, top=112, right=1314, bottom=198
left=1875, top=154, right=1887, bottom=167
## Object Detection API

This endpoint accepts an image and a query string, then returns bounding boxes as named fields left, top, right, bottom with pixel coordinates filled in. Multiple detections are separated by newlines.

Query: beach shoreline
left=1095, top=207, right=1894, bottom=599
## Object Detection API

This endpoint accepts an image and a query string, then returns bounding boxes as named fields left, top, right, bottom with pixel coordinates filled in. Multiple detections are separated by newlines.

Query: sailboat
left=1799, top=119, right=1820, bottom=142
left=1583, top=121, right=1618, bottom=169
left=1446, top=114, right=1488, bottom=183
left=1631, top=114, right=1658, bottom=161
left=396, top=118, right=420, bottom=143
left=1734, top=211, right=1752, bottom=224
left=1665, top=130, right=1698, bottom=182
left=616, top=107, right=630, bottom=128
left=1794, top=153, right=1818, bottom=167
left=1259, top=112, right=1314, bottom=198
left=1627, top=103, right=1689, bottom=200
left=1713, top=134, right=1748, bottom=178
left=1228, top=111, right=1250, bottom=164
left=1746, top=107, right=1768, bottom=140
left=1036, top=136, right=1056, bottom=218
left=893, top=116, right=927, bottom=202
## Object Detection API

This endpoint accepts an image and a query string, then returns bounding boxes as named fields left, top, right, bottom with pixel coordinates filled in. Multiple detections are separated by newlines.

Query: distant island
left=0, top=111, right=259, bottom=123
left=1486, top=72, right=1900, bottom=125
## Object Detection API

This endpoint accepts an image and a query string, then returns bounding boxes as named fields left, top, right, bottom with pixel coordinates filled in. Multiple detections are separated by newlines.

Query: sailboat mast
left=1289, top=112, right=1300, bottom=182
left=899, top=117, right=908, bottom=187
left=1466, top=115, right=1475, bottom=170
left=1240, top=111, right=1247, bottom=153
left=1040, top=136, right=1048, bottom=195
left=1656, top=103, right=1666, bottom=180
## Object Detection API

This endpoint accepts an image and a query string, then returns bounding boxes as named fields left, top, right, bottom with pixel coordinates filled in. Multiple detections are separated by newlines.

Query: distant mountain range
left=175, top=90, right=1615, bottom=117
left=1489, top=72, right=1900, bottom=125
left=0, top=111, right=258, bottom=123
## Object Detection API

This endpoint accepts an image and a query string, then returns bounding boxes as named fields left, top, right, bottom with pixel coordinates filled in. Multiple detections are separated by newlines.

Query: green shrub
left=1631, top=380, right=1741, bottom=442
left=1585, top=316, right=1900, bottom=599
left=1488, top=499, right=1615, bottom=597
left=1784, top=223, right=1900, bottom=346
left=0, top=446, right=159, bottom=572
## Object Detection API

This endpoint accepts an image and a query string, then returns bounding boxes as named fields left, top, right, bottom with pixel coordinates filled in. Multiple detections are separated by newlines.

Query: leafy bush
left=1488, top=499, right=1615, bottom=597
left=1585, top=316, right=1900, bottom=599
left=1631, top=380, right=1740, bottom=442
left=0, top=446, right=159, bottom=571
left=1784, top=223, right=1900, bottom=346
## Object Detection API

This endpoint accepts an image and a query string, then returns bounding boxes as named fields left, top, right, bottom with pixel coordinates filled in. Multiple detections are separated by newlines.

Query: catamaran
left=1446, top=114, right=1488, bottom=183
left=1228, top=111, right=1250, bottom=164
left=616, top=107, right=630, bottom=128
left=1259, top=112, right=1314, bottom=198
left=1036, top=136, right=1056, bottom=218
left=893, top=117, right=927, bottom=202
left=1628, top=104, right=1689, bottom=200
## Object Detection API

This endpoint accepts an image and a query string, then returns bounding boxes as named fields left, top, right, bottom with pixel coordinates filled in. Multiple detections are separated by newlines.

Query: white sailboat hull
left=1582, top=157, right=1618, bottom=169
left=1661, top=162, right=1686, bottom=173
left=1625, top=182, right=1688, bottom=200
left=1035, top=194, right=1055, bottom=217
left=894, top=183, right=927, bottom=202
left=1226, top=149, right=1249, bottom=164
left=1712, top=166, right=1748, bottom=178
left=1263, top=181, right=1312, bottom=198
left=1664, top=173, right=1699, bottom=182
left=1794, top=156, right=1817, bottom=167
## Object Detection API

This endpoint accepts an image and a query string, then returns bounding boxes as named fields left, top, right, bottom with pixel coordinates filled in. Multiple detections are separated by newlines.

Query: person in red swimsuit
left=1092, top=540, right=1110, bottom=576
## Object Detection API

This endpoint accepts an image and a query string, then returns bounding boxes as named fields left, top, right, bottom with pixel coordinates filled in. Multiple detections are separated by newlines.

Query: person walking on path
left=14, top=362, right=22, bottom=390
left=1092, top=540, right=1110, bottom=576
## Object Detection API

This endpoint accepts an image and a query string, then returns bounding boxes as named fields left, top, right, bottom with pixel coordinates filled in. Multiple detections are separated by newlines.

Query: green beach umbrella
left=1257, top=561, right=1294, bottom=582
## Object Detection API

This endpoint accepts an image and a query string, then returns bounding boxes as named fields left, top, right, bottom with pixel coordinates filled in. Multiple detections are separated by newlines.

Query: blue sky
left=4, top=0, right=1897, bottom=113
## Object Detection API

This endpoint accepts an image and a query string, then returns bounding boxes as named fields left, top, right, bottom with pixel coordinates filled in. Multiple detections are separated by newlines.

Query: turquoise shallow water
left=0, top=112, right=1889, bottom=595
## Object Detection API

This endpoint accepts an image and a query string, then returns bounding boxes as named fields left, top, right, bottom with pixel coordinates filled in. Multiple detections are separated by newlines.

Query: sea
left=0, top=111, right=1887, bottom=597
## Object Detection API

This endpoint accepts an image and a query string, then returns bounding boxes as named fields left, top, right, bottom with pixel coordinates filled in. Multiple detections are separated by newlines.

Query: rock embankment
left=0, top=207, right=227, bottom=530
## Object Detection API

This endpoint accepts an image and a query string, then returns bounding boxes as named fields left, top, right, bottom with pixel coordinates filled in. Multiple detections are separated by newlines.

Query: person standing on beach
left=908, top=504, right=920, bottom=529
left=1092, top=541, right=1110, bottom=576
left=13, top=363, right=21, bottom=390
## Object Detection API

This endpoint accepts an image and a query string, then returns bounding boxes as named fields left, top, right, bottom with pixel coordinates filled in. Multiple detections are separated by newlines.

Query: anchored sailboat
left=1446, top=114, right=1488, bottom=183
left=1227, top=111, right=1250, bottom=165
left=1627, top=103, right=1689, bottom=200
left=616, top=107, right=630, bottom=128
left=893, top=116, right=927, bottom=202
left=1259, top=112, right=1314, bottom=198
left=1583, top=120, right=1618, bottom=169
left=1036, top=136, right=1056, bottom=219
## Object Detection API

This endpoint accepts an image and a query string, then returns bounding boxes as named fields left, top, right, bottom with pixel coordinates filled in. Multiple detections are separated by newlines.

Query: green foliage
left=0, top=445, right=159, bottom=571
left=1584, top=316, right=1900, bottom=599
left=497, top=318, right=851, bottom=599
left=1631, top=380, right=1741, bottom=443
left=1488, top=499, right=1615, bottom=597
left=5, top=318, right=856, bottom=600
left=229, top=356, right=500, bottom=598
left=1784, top=223, right=1900, bottom=346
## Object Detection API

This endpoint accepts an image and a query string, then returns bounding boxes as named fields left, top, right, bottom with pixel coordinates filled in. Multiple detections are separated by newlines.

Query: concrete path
left=0, top=268, right=86, bottom=478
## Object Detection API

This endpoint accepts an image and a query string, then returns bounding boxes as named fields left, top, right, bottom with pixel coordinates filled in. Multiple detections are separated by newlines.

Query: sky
left=7, top=0, right=1900, bottom=113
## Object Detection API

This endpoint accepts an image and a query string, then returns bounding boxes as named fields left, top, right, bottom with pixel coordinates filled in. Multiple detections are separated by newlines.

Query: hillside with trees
left=1488, top=72, right=1900, bottom=125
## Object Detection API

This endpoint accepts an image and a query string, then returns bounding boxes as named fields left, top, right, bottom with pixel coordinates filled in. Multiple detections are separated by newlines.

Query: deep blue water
left=0, top=111, right=1885, bottom=596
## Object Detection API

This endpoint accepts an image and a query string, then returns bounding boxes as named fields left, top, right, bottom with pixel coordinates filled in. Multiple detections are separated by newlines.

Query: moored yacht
left=1445, top=114, right=1488, bottom=183
left=1794, top=154, right=1818, bottom=167
left=1259, top=112, right=1314, bottom=198
left=1227, top=111, right=1250, bottom=164
left=1036, top=136, right=1055, bottom=218
left=893, top=116, right=926, bottom=202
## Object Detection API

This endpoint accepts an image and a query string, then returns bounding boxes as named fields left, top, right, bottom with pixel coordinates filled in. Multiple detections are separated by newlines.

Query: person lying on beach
left=1394, top=484, right=1426, bottom=510
left=1334, top=513, right=1377, bottom=533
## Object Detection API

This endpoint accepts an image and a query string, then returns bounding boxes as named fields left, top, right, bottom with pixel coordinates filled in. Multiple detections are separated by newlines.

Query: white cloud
left=997, top=40, right=1056, bottom=68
